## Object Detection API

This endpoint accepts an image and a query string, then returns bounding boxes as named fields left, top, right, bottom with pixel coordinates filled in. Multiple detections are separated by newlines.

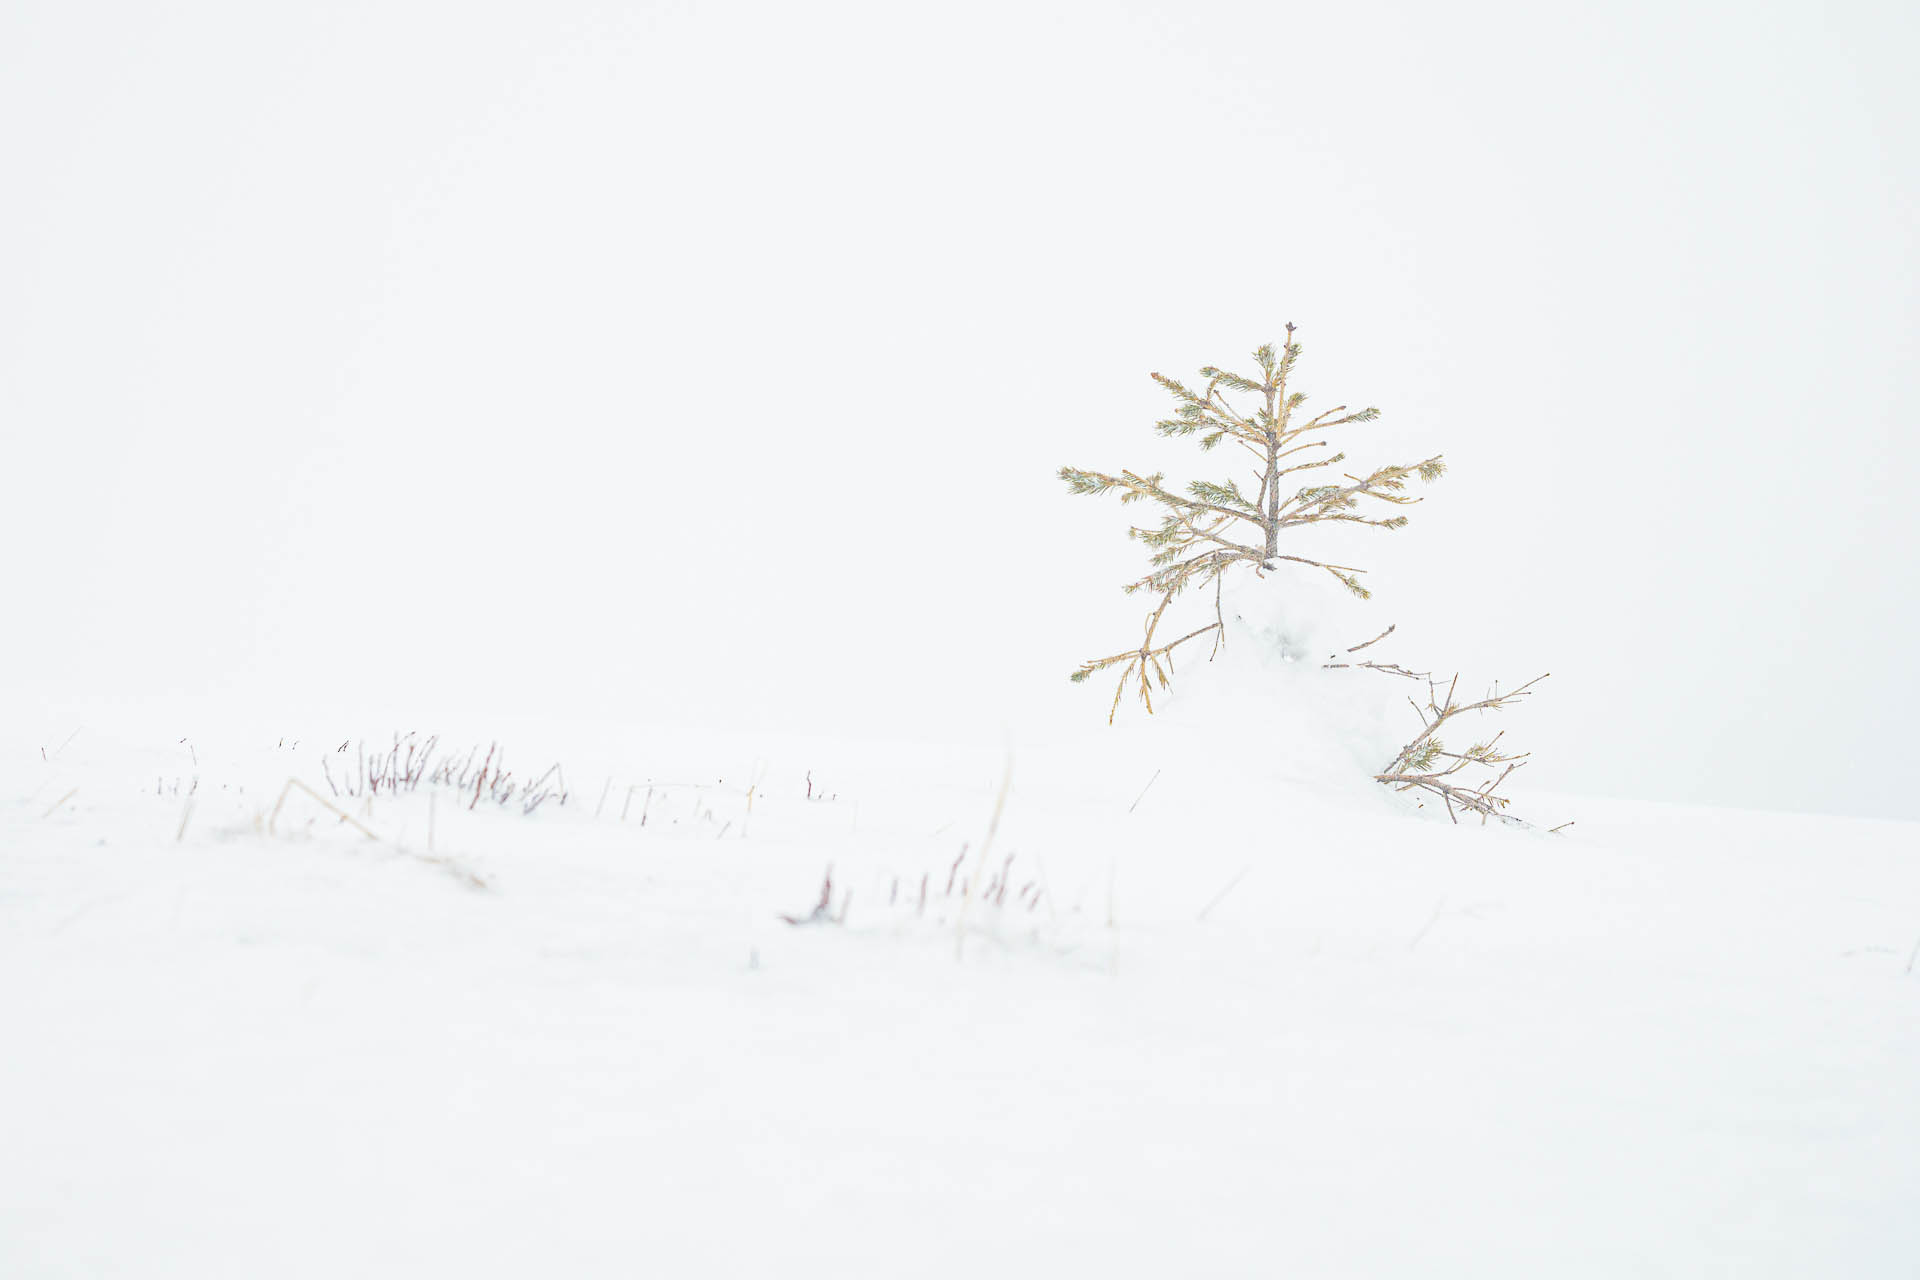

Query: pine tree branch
left=1274, top=454, right=1444, bottom=524
left=1263, top=553, right=1366, bottom=576
left=1074, top=583, right=1226, bottom=722
left=1205, top=386, right=1260, bottom=431
left=1167, top=512, right=1263, bottom=558
left=1062, top=466, right=1270, bottom=528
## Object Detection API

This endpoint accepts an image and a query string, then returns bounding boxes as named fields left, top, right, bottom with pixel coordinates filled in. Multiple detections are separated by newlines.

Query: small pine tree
left=1060, top=324, right=1445, bottom=721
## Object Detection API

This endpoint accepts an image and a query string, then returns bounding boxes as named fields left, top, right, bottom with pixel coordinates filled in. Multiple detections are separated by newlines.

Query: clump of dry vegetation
left=782, top=846, right=1052, bottom=929
left=320, top=733, right=568, bottom=815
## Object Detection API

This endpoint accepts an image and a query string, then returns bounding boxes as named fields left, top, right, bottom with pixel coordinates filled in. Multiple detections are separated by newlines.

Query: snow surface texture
left=5, top=703, right=1918, bottom=1277
left=1158, top=577, right=1415, bottom=803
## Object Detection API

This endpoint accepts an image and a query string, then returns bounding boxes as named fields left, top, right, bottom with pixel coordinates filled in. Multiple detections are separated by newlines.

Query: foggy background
left=4, top=0, right=1915, bottom=818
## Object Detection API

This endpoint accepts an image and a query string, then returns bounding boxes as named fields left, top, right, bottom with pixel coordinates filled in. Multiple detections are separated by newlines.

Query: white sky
left=4, top=0, right=1916, bottom=817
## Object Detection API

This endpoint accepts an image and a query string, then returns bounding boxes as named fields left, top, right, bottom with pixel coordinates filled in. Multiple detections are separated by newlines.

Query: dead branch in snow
left=1325, top=625, right=1548, bottom=827
left=1377, top=672, right=1548, bottom=826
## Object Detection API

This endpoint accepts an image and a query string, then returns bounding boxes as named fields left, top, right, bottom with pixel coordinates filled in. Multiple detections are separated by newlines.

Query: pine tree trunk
left=1263, top=384, right=1280, bottom=560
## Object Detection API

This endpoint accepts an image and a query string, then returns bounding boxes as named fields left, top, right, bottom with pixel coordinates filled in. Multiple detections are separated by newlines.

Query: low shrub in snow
left=1061, top=327, right=1549, bottom=826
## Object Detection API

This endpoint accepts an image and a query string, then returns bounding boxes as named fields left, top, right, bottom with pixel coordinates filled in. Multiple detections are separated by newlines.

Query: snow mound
left=1136, top=574, right=1415, bottom=811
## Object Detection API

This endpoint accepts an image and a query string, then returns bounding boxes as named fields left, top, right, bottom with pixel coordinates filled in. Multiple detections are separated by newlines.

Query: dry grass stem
left=1196, top=866, right=1251, bottom=921
left=955, top=757, right=1014, bottom=960
left=269, top=778, right=380, bottom=840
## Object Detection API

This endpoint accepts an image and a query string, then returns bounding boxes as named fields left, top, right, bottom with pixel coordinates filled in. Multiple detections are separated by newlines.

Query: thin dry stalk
left=1196, top=866, right=1251, bottom=922
left=1408, top=899, right=1448, bottom=951
left=955, top=757, right=1014, bottom=961
left=269, top=778, right=380, bottom=841
left=781, top=866, right=841, bottom=926
left=412, top=854, right=489, bottom=891
left=1323, top=622, right=1429, bottom=680
left=268, top=778, right=485, bottom=888
left=1032, top=853, right=1060, bottom=925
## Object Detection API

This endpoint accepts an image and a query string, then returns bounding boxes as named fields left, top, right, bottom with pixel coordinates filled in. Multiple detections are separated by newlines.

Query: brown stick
left=1346, top=624, right=1396, bottom=654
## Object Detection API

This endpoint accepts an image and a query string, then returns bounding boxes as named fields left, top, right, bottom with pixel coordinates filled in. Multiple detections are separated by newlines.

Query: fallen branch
left=1326, top=627, right=1548, bottom=827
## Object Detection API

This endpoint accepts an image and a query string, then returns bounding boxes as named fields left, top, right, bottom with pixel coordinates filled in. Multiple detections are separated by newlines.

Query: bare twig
left=1196, top=866, right=1251, bottom=921
left=412, top=855, right=488, bottom=891
left=1345, top=624, right=1396, bottom=655
left=1326, top=628, right=1548, bottom=827
left=1408, top=899, right=1447, bottom=951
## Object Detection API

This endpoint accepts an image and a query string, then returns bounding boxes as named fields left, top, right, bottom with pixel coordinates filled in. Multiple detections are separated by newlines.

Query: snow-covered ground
left=5, top=708, right=1917, bottom=1278
left=6, top=1, right=1915, bottom=1273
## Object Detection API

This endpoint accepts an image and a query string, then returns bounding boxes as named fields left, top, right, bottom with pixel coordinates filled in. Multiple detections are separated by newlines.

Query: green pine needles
left=1060, top=324, right=1445, bottom=722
